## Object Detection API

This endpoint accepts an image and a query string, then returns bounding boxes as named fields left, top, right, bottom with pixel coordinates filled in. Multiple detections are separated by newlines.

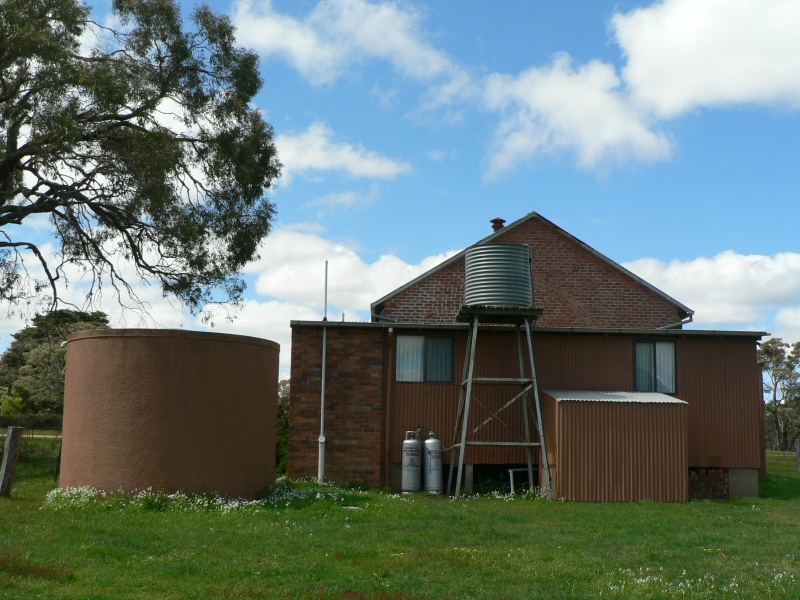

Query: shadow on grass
left=760, top=472, right=800, bottom=500
left=14, top=456, right=60, bottom=481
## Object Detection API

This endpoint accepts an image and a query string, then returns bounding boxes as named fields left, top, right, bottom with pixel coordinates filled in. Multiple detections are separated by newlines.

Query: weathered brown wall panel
left=61, top=329, right=279, bottom=499
left=389, top=329, right=534, bottom=465
left=675, top=338, right=763, bottom=469
left=534, top=332, right=634, bottom=390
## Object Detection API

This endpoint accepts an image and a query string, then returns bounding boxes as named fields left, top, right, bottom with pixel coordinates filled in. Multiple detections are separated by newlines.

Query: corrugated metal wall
left=675, top=337, right=764, bottom=470
left=534, top=333, right=634, bottom=390
left=389, top=329, right=536, bottom=465
left=546, top=397, right=688, bottom=502
left=386, top=328, right=763, bottom=480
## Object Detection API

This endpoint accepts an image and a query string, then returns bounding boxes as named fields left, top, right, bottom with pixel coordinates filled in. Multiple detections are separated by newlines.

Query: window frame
left=634, top=340, right=677, bottom=394
left=395, top=335, right=454, bottom=383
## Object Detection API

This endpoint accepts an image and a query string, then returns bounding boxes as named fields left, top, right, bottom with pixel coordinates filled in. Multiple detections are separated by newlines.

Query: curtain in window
left=426, top=338, right=453, bottom=382
left=635, top=343, right=655, bottom=392
left=655, top=342, right=676, bottom=393
left=396, top=336, right=424, bottom=382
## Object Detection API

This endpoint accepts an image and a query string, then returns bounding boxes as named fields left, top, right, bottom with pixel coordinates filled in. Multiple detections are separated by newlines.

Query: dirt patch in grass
left=0, top=552, right=69, bottom=581
left=318, top=590, right=443, bottom=600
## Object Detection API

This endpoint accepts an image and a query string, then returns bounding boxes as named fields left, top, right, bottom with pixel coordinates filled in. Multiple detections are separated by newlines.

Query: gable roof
left=371, top=211, right=694, bottom=322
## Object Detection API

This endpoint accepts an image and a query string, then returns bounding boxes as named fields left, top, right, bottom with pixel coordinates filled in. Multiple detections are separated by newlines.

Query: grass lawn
left=0, top=452, right=798, bottom=599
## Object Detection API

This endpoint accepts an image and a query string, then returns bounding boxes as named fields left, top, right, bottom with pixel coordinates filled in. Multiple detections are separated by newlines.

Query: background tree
left=276, top=378, right=289, bottom=475
left=758, top=337, right=800, bottom=452
left=0, top=309, right=109, bottom=415
left=0, top=0, right=281, bottom=315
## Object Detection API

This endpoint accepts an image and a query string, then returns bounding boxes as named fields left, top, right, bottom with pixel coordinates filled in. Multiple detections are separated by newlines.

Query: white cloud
left=232, top=0, right=465, bottom=87
left=245, top=227, right=458, bottom=317
left=0, top=240, right=192, bottom=352
left=301, top=185, right=379, bottom=215
left=482, top=54, right=672, bottom=176
left=613, top=0, right=800, bottom=118
left=231, top=0, right=345, bottom=86
left=95, top=0, right=800, bottom=181
left=199, top=299, right=321, bottom=379
left=7, top=224, right=800, bottom=373
left=311, top=0, right=453, bottom=81
left=0, top=224, right=461, bottom=377
left=775, top=307, right=800, bottom=344
left=624, top=251, right=800, bottom=326
left=275, top=122, right=412, bottom=184
left=480, top=0, right=800, bottom=173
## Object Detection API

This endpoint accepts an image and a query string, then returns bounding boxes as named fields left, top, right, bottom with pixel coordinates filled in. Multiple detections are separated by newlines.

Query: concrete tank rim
left=66, top=328, right=280, bottom=351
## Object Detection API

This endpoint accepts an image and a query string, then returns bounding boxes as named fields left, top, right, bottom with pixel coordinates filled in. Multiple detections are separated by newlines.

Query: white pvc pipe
left=318, top=261, right=329, bottom=483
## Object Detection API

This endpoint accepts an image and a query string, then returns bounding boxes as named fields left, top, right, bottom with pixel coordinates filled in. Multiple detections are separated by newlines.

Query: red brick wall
left=380, top=216, right=684, bottom=328
left=288, top=325, right=384, bottom=486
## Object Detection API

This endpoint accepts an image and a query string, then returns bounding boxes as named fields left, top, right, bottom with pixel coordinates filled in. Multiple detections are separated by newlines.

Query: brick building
left=289, top=212, right=766, bottom=501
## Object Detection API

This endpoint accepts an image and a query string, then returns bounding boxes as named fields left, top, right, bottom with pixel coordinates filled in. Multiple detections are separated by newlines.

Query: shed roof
left=544, top=390, right=688, bottom=404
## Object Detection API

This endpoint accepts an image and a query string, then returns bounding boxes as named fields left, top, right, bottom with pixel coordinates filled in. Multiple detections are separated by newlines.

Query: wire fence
left=0, top=426, right=62, bottom=461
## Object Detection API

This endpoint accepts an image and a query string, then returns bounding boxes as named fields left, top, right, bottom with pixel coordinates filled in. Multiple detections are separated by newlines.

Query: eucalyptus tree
left=758, top=337, right=800, bottom=453
left=0, top=0, right=281, bottom=315
left=0, top=310, right=109, bottom=415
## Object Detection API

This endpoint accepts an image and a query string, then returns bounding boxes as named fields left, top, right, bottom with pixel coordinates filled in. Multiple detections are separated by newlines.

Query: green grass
left=1, top=456, right=799, bottom=599
left=767, top=450, right=799, bottom=475
left=0, top=430, right=62, bottom=463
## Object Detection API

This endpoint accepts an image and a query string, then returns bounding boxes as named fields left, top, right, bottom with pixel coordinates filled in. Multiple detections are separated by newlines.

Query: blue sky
left=3, top=0, right=800, bottom=377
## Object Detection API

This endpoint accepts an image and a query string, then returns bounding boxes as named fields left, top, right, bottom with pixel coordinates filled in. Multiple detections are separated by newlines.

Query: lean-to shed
left=540, top=391, right=689, bottom=502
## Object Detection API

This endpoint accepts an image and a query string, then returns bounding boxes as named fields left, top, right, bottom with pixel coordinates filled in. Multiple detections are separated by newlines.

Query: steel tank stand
left=447, top=306, right=552, bottom=500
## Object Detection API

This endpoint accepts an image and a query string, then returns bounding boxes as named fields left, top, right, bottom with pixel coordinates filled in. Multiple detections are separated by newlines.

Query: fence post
left=0, top=426, right=24, bottom=497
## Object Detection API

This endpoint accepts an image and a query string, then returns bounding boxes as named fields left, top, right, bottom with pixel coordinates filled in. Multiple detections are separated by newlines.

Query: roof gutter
left=371, top=311, right=397, bottom=322
left=658, top=313, right=694, bottom=330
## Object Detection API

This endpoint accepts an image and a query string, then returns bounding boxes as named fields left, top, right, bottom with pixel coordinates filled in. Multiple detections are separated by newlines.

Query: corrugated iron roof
left=544, top=390, right=688, bottom=404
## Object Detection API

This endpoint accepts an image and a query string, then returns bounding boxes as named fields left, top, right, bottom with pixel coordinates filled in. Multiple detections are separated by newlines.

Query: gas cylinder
left=423, top=431, right=443, bottom=494
left=401, top=431, right=421, bottom=493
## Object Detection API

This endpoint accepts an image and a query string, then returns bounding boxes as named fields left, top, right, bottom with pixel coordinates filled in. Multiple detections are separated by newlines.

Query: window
left=635, top=341, right=676, bottom=393
left=396, top=336, right=453, bottom=382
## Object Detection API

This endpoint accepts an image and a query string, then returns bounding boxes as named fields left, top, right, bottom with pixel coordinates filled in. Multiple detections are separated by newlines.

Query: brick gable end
left=380, top=217, right=683, bottom=328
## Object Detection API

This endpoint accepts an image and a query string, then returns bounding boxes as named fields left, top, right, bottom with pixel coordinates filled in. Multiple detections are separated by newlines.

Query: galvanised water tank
left=464, top=243, right=533, bottom=307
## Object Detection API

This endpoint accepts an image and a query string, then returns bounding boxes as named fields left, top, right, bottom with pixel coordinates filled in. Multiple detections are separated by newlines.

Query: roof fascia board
left=291, top=320, right=767, bottom=339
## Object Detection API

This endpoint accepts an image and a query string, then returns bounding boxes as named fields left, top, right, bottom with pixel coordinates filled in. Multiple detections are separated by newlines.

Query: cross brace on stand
left=447, top=307, right=552, bottom=499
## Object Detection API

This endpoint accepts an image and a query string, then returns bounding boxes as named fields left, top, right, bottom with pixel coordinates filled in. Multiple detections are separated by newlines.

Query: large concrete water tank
left=464, top=243, right=534, bottom=307
left=60, top=329, right=279, bottom=499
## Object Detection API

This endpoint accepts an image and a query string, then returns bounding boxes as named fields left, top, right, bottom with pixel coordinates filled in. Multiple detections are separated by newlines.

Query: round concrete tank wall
left=60, top=329, right=279, bottom=499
